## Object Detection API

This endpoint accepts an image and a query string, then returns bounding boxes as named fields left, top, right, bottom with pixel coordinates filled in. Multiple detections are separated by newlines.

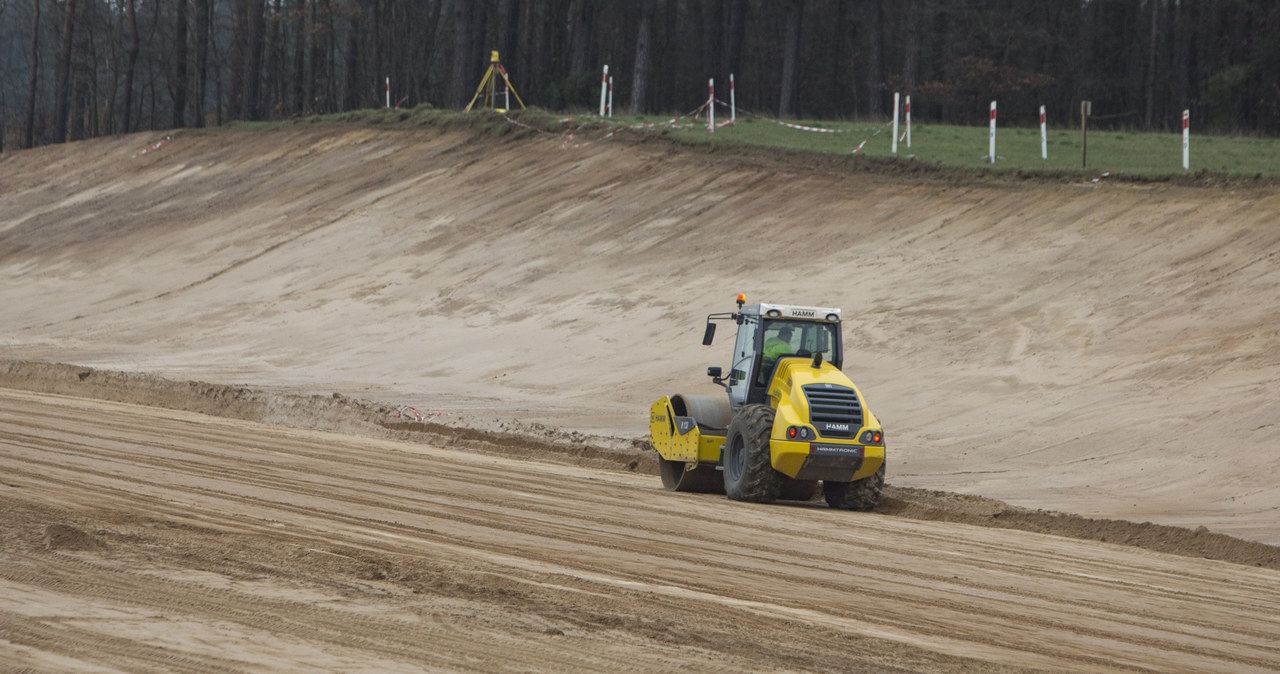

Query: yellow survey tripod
left=464, top=51, right=526, bottom=113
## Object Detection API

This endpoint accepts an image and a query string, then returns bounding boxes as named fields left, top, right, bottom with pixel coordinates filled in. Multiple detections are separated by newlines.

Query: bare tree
left=244, top=0, right=266, bottom=119
left=23, top=0, right=39, bottom=147
left=449, top=0, right=473, bottom=107
left=229, top=0, right=247, bottom=117
left=863, top=0, right=884, bottom=118
left=778, top=0, right=803, bottom=116
left=121, top=0, right=139, bottom=132
left=194, top=0, right=209, bottom=126
left=174, top=0, right=190, bottom=127
left=568, top=0, right=592, bottom=75
left=630, top=0, right=656, bottom=114
left=53, top=0, right=77, bottom=142
left=1144, top=0, right=1159, bottom=130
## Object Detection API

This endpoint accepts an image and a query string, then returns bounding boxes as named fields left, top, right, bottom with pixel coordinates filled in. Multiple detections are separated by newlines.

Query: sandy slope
left=2, top=120, right=1280, bottom=544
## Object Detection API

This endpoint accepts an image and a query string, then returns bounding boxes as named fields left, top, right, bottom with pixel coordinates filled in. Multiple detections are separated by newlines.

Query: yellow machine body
left=649, top=356, right=883, bottom=483
left=763, top=357, right=884, bottom=482
left=649, top=297, right=886, bottom=506
left=649, top=395, right=729, bottom=464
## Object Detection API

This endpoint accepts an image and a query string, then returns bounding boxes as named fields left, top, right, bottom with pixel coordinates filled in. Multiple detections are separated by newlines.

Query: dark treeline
left=2, top=0, right=1278, bottom=152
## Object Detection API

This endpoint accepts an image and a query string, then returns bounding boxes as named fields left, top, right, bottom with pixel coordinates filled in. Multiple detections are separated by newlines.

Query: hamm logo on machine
left=810, top=444, right=864, bottom=457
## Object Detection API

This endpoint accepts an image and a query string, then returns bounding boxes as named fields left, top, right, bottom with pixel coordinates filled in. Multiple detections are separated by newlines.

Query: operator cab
left=703, top=298, right=843, bottom=410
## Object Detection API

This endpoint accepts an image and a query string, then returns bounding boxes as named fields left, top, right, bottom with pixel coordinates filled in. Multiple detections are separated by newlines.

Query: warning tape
left=850, top=121, right=894, bottom=154
left=395, top=405, right=444, bottom=423
left=134, top=135, right=173, bottom=157
left=628, top=103, right=710, bottom=129
left=712, top=98, right=846, bottom=134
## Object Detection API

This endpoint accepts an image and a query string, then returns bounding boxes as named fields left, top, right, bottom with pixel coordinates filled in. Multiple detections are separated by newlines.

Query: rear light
left=859, top=429, right=884, bottom=445
left=786, top=426, right=813, bottom=441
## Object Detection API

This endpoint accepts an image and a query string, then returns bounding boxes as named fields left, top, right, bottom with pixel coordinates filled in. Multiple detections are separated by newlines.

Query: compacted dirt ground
left=3, top=387, right=1279, bottom=672
left=3, top=116, right=1280, bottom=671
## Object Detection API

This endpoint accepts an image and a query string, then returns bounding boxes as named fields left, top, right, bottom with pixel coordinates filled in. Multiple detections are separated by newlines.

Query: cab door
left=727, top=317, right=758, bottom=410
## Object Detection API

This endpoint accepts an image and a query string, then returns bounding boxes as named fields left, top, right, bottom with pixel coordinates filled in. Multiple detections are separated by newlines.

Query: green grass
left=216, top=105, right=1280, bottom=180
left=599, top=112, right=1280, bottom=179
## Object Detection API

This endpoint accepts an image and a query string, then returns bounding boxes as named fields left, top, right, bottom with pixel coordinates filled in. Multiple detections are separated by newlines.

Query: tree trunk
left=244, top=0, right=266, bottom=119
left=630, top=0, right=656, bottom=114
left=122, top=0, right=139, bottom=133
left=1143, top=0, right=1159, bottom=130
left=450, top=0, right=473, bottom=107
left=724, top=0, right=748, bottom=80
left=54, top=0, right=78, bottom=143
left=863, top=0, right=884, bottom=118
left=778, top=0, right=804, bottom=117
left=174, top=0, right=190, bottom=128
left=291, top=0, right=305, bottom=113
left=901, top=0, right=921, bottom=91
left=569, top=0, right=593, bottom=75
left=229, top=0, right=247, bottom=118
left=24, top=0, right=40, bottom=148
left=69, top=0, right=91, bottom=141
left=344, top=3, right=361, bottom=110
left=194, top=0, right=210, bottom=127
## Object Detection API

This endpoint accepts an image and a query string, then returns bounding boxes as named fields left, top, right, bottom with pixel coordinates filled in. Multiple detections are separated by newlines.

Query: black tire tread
left=823, top=463, right=885, bottom=510
left=723, top=404, right=781, bottom=503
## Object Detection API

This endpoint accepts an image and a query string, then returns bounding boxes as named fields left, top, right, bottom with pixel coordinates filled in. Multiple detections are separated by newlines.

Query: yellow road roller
left=649, top=294, right=885, bottom=509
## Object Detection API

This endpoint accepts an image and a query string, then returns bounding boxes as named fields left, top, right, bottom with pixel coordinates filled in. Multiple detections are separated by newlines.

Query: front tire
left=823, top=463, right=885, bottom=511
left=722, top=404, right=781, bottom=503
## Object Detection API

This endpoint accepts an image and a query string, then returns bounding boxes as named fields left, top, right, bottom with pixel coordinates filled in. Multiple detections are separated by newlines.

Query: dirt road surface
left=4, top=387, right=1279, bottom=672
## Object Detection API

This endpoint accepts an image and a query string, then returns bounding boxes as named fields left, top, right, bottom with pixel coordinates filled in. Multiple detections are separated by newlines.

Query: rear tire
left=722, top=405, right=781, bottom=503
left=658, top=457, right=725, bottom=493
left=823, top=463, right=885, bottom=511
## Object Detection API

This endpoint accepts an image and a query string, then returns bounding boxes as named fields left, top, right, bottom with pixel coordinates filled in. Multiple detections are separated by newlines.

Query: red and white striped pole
left=599, top=65, right=609, bottom=116
left=892, top=92, right=900, bottom=155
left=1039, top=105, right=1047, bottom=159
left=708, top=79, right=715, bottom=133
left=730, top=74, right=736, bottom=123
left=1182, top=109, right=1190, bottom=170
left=608, top=76, right=614, bottom=117
left=905, top=95, right=912, bottom=148
left=988, top=100, right=997, bottom=163
left=385, top=77, right=390, bottom=108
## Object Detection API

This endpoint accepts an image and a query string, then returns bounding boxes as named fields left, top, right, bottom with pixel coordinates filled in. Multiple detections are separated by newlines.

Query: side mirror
left=707, top=366, right=723, bottom=379
left=702, top=322, right=716, bottom=345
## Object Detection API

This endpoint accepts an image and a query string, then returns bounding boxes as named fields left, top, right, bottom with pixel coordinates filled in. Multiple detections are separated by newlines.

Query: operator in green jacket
left=761, top=326, right=794, bottom=379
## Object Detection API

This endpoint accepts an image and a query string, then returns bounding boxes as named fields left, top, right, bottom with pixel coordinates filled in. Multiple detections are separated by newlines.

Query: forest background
left=0, top=0, right=1277, bottom=153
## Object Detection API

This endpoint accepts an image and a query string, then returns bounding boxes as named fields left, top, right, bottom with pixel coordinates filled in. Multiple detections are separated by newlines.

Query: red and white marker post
left=988, top=101, right=997, bottom=163
left=730, top=74, right=736, bottom=123
left=1182, top=109, right=1190, bottom=171
left=892, top=92, right=900, bottom=155
left=385, top=77, right=390, bottom=108
left=599, top=65, right=609, bottom=116
left=1040, top=105, right=1047, bottom=159
left=608, top=76, right=614, bottom=117
left=708, top=79, right=715, bottom=133
left=905, top=95, right=912, bottom=148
